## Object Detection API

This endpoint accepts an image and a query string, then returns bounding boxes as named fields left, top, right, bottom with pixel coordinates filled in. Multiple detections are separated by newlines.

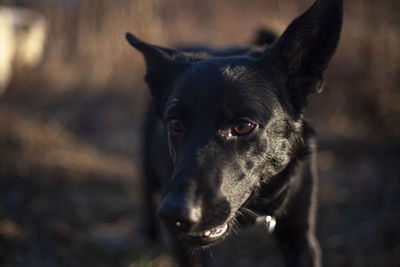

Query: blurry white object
left=0, top=6, right=47, bottom=94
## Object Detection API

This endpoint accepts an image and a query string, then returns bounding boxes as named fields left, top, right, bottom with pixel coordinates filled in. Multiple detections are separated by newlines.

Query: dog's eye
left=169, top=118, right=183, bottom=133
left=232, top=120, right=256, bottom=136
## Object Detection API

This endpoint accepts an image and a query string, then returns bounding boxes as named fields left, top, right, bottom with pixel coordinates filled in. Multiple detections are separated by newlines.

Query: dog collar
left=255, top=215, right=276, bottom=234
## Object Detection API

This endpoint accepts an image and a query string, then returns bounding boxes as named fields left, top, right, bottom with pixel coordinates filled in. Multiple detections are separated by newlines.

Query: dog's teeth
left=203, top=230, right=211, bottom=237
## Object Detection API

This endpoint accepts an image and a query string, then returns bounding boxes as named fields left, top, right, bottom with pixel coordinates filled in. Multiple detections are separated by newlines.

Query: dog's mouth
left=178, top=222, right=230, bottom=248
left=187, top=223, right=228, bottom=239
left=178, top=191, right=254, bottom=248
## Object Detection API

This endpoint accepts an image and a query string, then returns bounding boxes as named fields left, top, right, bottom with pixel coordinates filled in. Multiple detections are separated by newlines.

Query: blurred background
left=0, top=0, right=399, bottom=266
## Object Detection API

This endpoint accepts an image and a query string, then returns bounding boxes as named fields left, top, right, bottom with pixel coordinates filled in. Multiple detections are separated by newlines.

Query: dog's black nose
left=158, top=200, right=201, bottom=232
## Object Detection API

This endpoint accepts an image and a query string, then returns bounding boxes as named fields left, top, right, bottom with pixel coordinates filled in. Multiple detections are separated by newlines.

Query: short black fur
left=126, top=1, right=342, bottom=266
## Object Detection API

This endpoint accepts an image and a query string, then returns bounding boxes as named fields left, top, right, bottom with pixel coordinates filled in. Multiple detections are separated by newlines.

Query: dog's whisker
left=241, top=207, right=261, bottom=217
left=201, top=247, right=213, bottom=258
left=251, top=195, right=283, bottom=209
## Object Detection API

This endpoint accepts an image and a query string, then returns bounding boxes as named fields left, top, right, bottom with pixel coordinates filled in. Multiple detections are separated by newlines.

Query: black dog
left=126, top=0, right=342, bottom=266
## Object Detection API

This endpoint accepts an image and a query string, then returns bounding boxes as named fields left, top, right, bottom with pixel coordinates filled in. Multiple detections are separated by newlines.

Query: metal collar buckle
left=255, top=215, right=276, bottom=234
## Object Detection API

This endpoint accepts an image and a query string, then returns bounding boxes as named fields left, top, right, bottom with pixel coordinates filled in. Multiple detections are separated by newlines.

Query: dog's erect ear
left=265, top=0, right=343, bottom=113
left=126, top=33, right=189, bottom=115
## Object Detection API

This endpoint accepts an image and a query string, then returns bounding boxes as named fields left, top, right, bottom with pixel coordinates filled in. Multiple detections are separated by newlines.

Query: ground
left=0, top=85, right=399, bottom=267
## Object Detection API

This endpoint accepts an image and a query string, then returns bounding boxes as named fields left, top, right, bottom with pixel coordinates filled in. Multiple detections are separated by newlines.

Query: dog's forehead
left=174, top=59, right=227, bottom=101
left=168, top=57, right=276, bottom=123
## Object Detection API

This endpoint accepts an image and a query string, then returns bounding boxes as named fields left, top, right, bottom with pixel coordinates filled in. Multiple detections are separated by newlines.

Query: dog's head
left=127, top=0, right=342, bottom=248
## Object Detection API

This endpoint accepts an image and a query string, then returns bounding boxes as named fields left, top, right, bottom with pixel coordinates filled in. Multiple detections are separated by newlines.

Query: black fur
left=126, top=0, right=342, bottom=266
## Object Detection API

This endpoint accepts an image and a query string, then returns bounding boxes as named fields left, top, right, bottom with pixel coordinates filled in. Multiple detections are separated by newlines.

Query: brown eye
left=169, top=119, right=183, bottom=133
left=232, top=120, right=256, bottom=136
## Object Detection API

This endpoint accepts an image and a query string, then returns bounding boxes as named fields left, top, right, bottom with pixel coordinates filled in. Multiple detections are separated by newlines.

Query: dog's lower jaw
left=187, top=223, right=228, bottom=239
left=174, top=206, right=250, bottom=249
left=175, top=209, right=263, bottom=249
left=168, top=189, right=256, bottom=249
left=176, top=224, right=230, bottom=249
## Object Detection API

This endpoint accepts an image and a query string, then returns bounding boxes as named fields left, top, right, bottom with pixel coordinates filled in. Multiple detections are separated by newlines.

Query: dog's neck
left=245, top=122, right=315, bottom=232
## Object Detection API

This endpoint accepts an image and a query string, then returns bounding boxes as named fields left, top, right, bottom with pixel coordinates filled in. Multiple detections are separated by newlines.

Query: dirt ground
left=0, top=84, right=399, bottom=267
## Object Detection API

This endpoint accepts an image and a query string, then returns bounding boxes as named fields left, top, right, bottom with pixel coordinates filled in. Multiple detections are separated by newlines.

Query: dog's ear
left=126, top=33, right=189, bottom=115
left=265, top=0, right=343, bottom=113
